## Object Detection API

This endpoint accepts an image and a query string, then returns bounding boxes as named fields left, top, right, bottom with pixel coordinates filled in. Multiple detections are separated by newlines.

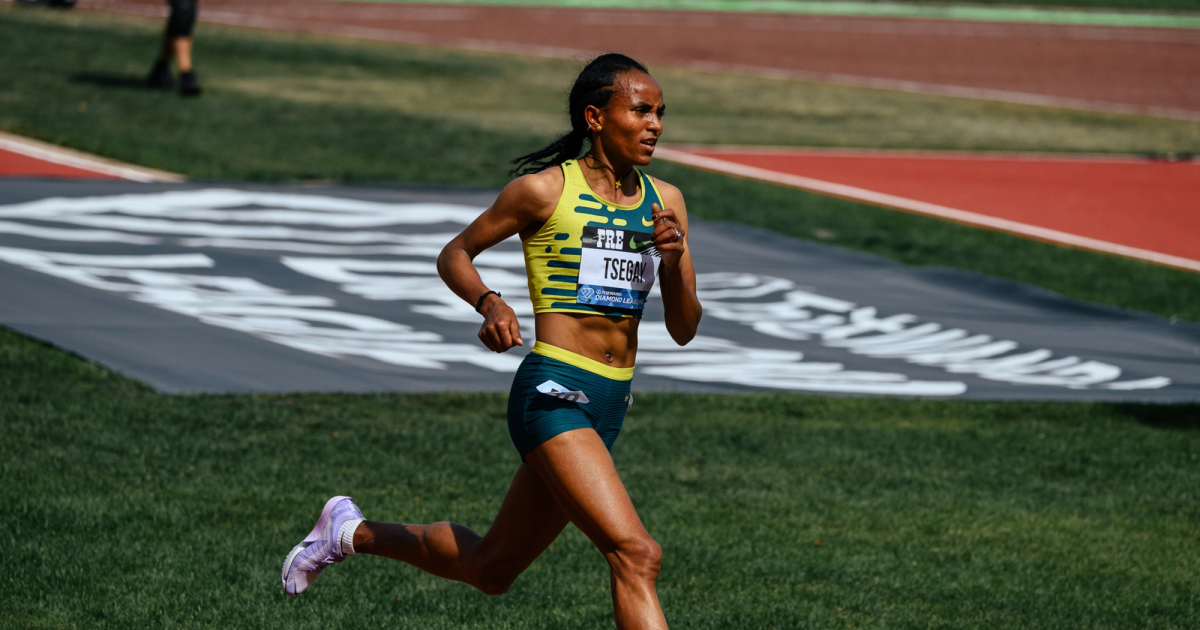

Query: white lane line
left=0, top=131, right=184, bottom=183
left=661, top=143, right=1178, bottom=163
left=654, top=146, right=1200, bottom=274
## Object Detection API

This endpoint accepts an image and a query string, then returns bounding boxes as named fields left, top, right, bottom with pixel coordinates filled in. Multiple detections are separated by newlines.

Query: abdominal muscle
left=533, top=312, right=639, bottom=368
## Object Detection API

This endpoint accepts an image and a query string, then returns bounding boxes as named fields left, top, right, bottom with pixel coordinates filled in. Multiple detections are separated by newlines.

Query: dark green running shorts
left=507, top=342, right=633, bottom=459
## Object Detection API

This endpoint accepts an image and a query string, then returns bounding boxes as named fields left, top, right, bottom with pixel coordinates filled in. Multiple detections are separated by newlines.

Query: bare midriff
left=534, top=312, right=639, bottom=368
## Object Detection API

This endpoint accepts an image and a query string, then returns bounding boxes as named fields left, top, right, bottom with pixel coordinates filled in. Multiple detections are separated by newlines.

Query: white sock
left=339, top=518, right=364, bottom=556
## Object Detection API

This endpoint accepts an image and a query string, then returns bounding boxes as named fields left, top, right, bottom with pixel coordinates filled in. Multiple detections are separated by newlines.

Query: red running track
left=4, top=130, right=1195, bottom=272
left=0, top=136, right=180, bottom=182
left=0, top=147, right=118, bottom=179
left=658, top=147, right=1200, bottom=271
left=78, top=0, right=1200, bottom=119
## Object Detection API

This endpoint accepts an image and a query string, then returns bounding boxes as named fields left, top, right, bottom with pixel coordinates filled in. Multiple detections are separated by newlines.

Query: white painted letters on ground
left=0, top=190, right=1171, bottom=395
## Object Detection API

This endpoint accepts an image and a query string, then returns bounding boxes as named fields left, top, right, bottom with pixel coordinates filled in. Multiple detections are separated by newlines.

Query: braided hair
left=510, top=53, right=650, bottom=177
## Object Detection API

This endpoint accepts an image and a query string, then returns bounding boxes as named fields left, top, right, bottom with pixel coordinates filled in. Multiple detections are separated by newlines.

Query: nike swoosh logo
left=641, top=217, right=655, bottom=227
left=630, top=237, right=653, bottom=249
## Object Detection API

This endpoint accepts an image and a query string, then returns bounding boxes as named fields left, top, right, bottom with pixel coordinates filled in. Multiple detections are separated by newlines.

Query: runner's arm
left=651, top=182, right=701, bottom=345
left=438, top=172, right=559, bottom=352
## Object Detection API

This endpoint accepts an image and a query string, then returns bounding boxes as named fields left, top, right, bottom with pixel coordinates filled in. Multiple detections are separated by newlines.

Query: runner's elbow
left=667, top=314, right=701, bottom=345
left=436, top=241, right=466, bottom=283
left=669, top=329, right=697, bottom=346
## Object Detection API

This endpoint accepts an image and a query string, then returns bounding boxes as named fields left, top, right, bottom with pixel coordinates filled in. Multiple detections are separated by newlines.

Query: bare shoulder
left=496, top=167, right=564, bottom=220
left=648, top=175, right=687, bottom=213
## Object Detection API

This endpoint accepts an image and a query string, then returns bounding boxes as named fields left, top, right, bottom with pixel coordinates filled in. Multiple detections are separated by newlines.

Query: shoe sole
left=281, top=495, right=351, bottom=595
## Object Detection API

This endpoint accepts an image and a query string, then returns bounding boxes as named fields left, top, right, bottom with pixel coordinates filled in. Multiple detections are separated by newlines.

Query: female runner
left=281, top=53, right=701, bottom=630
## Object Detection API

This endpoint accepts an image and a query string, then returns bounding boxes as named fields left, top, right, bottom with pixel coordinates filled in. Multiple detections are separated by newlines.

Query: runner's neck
left=581, top=154, right=639, bottom=203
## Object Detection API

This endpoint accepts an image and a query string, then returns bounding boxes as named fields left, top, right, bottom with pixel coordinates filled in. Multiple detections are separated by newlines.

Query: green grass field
left=4, top=329, right=1199, bottom=629
left=2, top=6, right=1198, bottom=322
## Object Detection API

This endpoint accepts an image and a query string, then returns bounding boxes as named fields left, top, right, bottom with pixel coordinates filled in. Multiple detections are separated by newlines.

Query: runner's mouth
left=640, top=138, right=658, bottom=150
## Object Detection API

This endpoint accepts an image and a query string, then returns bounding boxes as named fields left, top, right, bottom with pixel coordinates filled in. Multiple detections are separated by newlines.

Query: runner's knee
left=610, top=535, right=662, bottom=582
left=472, top=558, right=520, bottom=596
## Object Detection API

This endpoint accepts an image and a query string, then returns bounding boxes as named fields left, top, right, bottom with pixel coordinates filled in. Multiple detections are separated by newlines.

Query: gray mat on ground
left=1, top=179, right=1197, bottom=401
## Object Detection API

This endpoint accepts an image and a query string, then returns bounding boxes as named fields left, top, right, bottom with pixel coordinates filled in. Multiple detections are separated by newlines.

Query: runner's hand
left=478, top=294, right=523, bottom=352
left=651, top=203, right=685, bottom=269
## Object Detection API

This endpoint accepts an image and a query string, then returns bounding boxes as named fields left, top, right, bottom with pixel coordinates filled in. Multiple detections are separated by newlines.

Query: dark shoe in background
left=179, top=71, right=202, bottom=97
left=146, top=60, right=173, bottom=90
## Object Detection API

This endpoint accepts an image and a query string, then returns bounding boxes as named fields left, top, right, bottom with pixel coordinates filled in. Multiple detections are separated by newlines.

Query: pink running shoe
left=281, top=496, right=364, bottom=596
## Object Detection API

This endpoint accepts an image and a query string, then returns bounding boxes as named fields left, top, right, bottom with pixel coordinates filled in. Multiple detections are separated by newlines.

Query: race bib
left=577, top=226, right=659, bottom=310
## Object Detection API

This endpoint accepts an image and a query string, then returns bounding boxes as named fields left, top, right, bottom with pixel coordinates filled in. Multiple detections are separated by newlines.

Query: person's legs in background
left=147, top=0, right=200, bottom=96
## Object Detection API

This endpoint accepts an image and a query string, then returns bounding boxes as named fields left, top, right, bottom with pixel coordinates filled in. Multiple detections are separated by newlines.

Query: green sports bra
left=522, top=160, right=665, bottom=318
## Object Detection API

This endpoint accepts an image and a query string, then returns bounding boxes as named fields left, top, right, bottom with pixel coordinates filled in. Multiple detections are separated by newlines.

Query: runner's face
left=600, top=71, right=664, bottom=167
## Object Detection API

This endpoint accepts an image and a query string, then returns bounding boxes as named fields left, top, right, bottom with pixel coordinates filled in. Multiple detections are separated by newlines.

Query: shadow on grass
left=14, top=0, right=78, bottom=8
left=1109, top=403, right=1200, bottom=430
left=69, top=72, right=152, bottom=90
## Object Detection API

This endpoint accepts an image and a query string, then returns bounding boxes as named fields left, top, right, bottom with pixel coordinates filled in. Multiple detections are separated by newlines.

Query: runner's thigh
left=475, top=463, right=570, bottom=571
left=524, top=428, right=650, bottom=554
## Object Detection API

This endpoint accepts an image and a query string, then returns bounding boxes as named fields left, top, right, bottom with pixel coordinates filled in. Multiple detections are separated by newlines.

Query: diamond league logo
left=578, top=286, right=595, bottom=301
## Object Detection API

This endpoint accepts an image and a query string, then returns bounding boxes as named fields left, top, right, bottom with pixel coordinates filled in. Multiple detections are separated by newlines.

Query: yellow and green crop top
left=523, top=160, right=665, bottom=318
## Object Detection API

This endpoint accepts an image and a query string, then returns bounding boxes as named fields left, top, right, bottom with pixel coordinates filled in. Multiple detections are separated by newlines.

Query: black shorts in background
left=166, top=0, right=198, bottom=37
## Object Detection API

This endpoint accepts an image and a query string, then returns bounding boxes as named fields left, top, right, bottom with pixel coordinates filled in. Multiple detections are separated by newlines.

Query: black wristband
left=474, top=290, right=501, bottom=314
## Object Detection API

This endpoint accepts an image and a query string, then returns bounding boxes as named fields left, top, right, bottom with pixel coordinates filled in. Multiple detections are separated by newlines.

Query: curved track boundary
left=0, top=132, right=182, bottom=182
left=655, top=146, right=1200, bottom=273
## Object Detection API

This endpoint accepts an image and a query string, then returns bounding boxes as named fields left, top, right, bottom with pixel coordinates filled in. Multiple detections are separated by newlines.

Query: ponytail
left=509, top=128, right=588, bottom=178
left=511, top=53, right=649, bottom=177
